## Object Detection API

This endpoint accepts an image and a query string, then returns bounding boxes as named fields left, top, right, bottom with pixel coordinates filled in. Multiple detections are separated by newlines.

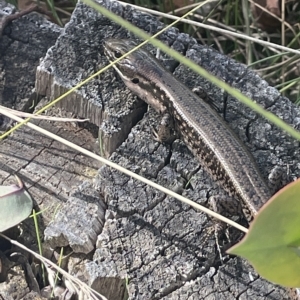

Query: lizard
left=103, top=38, right=272, bottom=222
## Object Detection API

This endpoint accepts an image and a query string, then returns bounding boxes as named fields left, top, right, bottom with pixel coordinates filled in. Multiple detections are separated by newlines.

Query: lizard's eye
left=114, top=50, right=122, bottom=58
left=132, top=78, right=139, bottom=84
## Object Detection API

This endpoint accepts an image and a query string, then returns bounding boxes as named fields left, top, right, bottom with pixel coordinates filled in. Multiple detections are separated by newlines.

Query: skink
left=103, top=39, right=272, bottom=220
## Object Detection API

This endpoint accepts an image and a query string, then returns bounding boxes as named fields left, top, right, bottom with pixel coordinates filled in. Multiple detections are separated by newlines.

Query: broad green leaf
left=0, top=175, right=33, bottom=232
left=228, top=178, right=300, bottom=287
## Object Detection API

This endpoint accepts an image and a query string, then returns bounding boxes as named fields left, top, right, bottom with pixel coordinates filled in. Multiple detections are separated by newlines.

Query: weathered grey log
left=44, top=182, right=106, bottom=254
left=0, top=1, right=104, bottom=299
left=35, top=1, right=300, bottom=299
left=0, top=2, right=60, bottom=111
left=2, top=0, right=300, bottom=298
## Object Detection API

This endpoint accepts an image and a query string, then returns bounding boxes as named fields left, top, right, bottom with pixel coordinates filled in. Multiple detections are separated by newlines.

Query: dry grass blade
left=0, top=106, right=89, bottom=122
left=0, top=233, right=108, bottom=300
left=0, top=106, right=248, bottom=233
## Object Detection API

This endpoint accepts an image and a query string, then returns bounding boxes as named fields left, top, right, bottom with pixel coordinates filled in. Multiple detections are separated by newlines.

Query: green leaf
left=0, top=175, right=33, bottom=232
left=228, top=178, right=300, bottom=287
